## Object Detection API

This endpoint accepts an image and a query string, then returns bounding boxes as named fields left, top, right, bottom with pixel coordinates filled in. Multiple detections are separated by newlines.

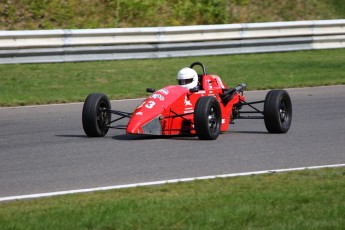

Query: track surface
left=1, top=86, right=344, bottom=198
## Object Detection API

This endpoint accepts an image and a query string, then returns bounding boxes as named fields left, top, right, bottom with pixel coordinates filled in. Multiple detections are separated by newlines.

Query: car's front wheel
left=264, top=90, right=292, bottom=133
left=82, top=93, right=111, bottom=137
left=194, top=96, right=221, bottom=140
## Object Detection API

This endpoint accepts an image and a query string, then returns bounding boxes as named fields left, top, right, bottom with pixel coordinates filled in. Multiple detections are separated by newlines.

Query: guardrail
left=0, top=19, right=344, bottom=64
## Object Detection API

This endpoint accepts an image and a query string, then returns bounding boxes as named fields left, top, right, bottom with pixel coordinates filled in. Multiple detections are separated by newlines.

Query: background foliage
left=1, top=0, right=345, bottom=30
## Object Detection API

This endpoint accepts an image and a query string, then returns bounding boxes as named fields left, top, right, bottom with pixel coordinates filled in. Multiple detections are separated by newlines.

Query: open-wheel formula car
left=82, top=62, right=292, bottom=140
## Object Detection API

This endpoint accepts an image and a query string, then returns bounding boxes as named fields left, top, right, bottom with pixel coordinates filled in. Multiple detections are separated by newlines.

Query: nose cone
left=127, top=106, right=164, bottom=135
left=127, top=115, right=162, bottom=135
left=126, top=116, right=143, bottom=134
left=126, top=85, right=188, bottom=135
left=126, top=100, right=165, bottom=135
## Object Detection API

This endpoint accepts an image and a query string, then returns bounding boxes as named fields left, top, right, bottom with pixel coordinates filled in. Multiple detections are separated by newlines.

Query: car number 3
left=145, top=101, right=156, bottom=109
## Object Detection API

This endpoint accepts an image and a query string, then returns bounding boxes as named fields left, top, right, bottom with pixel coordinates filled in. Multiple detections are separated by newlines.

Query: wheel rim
left=97, top=101, right=109, bottom=129
left=208, top=106, right=219, bottom=132
left=279, top=99, right=288, bottom=123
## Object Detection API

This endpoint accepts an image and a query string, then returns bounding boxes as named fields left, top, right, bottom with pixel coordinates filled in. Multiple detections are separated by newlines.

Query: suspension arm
left=107, top=109, right=132, bottom=118
left=239, top=99, right=264, bottom=115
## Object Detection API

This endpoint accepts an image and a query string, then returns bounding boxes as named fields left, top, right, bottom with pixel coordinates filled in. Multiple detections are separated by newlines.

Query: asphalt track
left=1, top=85, right=344, bottom=198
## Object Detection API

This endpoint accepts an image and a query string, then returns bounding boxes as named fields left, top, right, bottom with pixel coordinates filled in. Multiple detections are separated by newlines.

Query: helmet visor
left=178, top=78, right=193, bottom=85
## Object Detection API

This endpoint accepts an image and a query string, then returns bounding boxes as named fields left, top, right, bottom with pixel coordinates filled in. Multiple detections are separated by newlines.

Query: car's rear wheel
left=264, top=90, right=292, bottom=133
left=194, top=96, right=221, bottom=140
left=82, top=93, right=111, bottom=137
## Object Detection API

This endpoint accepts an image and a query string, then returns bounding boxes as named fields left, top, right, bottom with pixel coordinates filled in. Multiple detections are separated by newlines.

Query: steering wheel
left=190, top=62, right=207, bottom=75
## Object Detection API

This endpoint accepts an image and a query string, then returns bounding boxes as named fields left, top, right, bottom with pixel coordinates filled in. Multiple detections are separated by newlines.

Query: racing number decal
left=145, top=101, right=156, bottom=109
left=137, top=100, right=156, bottom=109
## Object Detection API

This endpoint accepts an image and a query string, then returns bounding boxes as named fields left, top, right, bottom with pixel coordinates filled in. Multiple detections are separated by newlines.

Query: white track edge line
left=1, top=164, right=344, bottom=202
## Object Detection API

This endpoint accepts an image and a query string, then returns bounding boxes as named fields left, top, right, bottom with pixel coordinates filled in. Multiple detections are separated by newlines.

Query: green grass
left=0, top=167, right=344, bottom=229
left=0, top=49, right=344, bottom=107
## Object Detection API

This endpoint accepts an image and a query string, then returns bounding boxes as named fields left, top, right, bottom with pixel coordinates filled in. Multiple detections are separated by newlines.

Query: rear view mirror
left=146, top=88, right=155, bottom=93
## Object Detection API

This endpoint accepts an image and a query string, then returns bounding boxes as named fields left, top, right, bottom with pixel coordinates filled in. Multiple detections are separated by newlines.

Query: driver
left=177, top=67, right=198, bottom=90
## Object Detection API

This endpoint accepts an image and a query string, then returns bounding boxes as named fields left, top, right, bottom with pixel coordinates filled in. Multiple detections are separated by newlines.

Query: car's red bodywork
left=126, top=74, right=244, bottom=136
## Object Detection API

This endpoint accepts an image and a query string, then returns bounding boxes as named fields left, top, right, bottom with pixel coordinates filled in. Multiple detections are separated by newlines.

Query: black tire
left=264, top=90, right=292, bottom=133
left=194, top=96, right=221, bottom=140
left=82, top=93, right=111, bottom=137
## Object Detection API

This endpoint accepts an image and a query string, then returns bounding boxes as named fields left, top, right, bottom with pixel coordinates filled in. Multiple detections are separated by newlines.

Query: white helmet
left=177, top=67, right=198, bottom=89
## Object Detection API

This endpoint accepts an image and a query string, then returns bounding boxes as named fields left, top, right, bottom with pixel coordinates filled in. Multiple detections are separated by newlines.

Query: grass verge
left=0, top=167, right=344, bottom=229
left=0, top=49, right=344, bottom=107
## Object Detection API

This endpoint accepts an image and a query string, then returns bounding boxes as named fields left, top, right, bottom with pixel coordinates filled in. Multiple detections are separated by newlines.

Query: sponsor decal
left=150, top=93, right=165, bottom=101
left=157, top=88, right=169, bottom=95
left=208, top=81, right=213, bottom=89
left=184, top=96, right=192, bottom=107
left=184, top=110, right=194, bottom=114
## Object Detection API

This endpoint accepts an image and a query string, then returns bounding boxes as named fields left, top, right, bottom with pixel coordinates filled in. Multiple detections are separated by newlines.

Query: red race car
left=82, top=62, right=292, bottom=140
